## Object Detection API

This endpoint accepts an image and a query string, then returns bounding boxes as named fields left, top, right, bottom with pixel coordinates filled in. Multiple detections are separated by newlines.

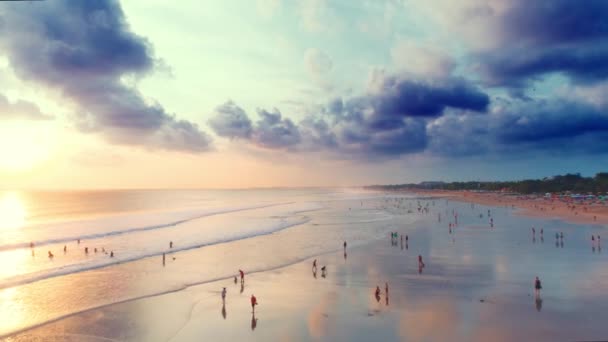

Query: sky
left=1, top=0, right=608, bottom=189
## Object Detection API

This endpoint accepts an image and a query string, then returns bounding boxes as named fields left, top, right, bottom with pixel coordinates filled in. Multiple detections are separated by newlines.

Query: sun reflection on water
left=0, top=192, right=26, bottom=230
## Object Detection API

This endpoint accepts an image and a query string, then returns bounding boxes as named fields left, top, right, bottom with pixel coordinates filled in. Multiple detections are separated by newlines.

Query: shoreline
left=7, top=196, right=608, bottom=341
left=411, top=190, right=608, bottom=226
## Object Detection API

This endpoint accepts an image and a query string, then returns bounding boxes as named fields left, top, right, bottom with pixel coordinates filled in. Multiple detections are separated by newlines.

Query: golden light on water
left=0, top=192, right=26, bottom=230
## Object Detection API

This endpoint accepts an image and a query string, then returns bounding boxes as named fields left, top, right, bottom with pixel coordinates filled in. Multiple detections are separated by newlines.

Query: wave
left=0, top=216, right=310, bottom=290
left=0, top=202, right=292, bottom=252
left=0, top=240, right=344, bottom=340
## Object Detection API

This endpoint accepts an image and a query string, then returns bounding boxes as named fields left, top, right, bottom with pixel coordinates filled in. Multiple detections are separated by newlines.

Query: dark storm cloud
left=371, top=77, right=490, bottom=117
left=428, top=100, right=608, bottom=157
left=208, top=101, right=253, bottom=139
left=252, top=108, right=301, bottom=149
left=207, top=74, right=489, bottom=158
left=494, top=101, right=608, bottom=144
left=0, top=94, right=53, bottom=121
left=475, top=0, right=608, bottom=87
left=0, top=0, right=211, bottom=152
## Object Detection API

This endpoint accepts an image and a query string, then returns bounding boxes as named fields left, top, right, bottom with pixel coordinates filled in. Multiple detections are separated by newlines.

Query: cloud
left=428, top=99, right=608, bottom=156
left=0, top=0, right=211, bottom=152
left=0, top=94, right=53, bottom=121
left=208, top=104, right=301, bottom=150
left=252, top=108, right=301, bottom=149
left=470, top=0, right=608, bottom=88
left=208, top=101, right=253, bottom=139
left=368, top=73, right=490, bottom=117
left=209, top=72, right=487, bottom=159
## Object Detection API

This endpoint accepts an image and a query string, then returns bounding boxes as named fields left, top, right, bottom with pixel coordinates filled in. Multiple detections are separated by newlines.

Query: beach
left=414, top=190, right=608, bottom=225
left=2, top=190, right=608, bottom=341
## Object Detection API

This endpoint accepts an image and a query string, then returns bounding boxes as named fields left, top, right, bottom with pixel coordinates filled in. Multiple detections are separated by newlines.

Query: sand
left=7, top=198, right=608, bottom=341
left=415, top=190, right=608, bottom=225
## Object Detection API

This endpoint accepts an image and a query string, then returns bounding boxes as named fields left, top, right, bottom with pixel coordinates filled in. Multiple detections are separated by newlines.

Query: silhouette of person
left=251, top=294, right=258, bottom=313
left=534, top=277, right=542, bottom=298
left=63, top=245, right=67, bottom=253
left=375, top=286, right=381, bottom=302
left=221, top=287, right=227, bottom=304
left=169, top=241, right=173, bottom=249
left=321, top=266, right=327, bottom=278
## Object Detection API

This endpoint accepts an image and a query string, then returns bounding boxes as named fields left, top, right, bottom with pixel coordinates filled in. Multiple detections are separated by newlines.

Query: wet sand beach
left=6, top=196, right=608, bottom=342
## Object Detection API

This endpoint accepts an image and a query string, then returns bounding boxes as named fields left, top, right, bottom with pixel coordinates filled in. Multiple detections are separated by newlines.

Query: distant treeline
left=366, top=173, right=608, bottom=195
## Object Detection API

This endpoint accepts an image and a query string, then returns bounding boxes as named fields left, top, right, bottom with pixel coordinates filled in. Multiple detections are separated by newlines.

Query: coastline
left=7, top=196, right=608, bottom=341
left=412, top=189, right=608, bottom=226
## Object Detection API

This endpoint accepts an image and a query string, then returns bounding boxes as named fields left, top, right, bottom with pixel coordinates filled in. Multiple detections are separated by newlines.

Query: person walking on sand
left=375, top=286, right=381, bottom=298
left=534, top=276, right=542, bottom=298
left=312, top=259, right=317, bottom=271
left=343, top=241, right=347, bottom=250
left=385, top=282, right=389, bottom=296
left=251, top=294, right=258, bottom=313
left=169, top=241, right=173, bottom=249
left=239, top=269, right=245, bottom=283
left=221, top=287, right=227, bottom=303
left=418, top=255, right=425, bottom=268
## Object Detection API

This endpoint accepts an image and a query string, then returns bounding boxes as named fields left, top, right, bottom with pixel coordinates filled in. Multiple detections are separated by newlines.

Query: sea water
left=0, top=188, right=417, bottom=337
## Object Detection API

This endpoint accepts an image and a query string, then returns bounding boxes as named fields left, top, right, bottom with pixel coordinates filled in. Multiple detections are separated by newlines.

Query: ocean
left=0, top=188, right=417, bottom=336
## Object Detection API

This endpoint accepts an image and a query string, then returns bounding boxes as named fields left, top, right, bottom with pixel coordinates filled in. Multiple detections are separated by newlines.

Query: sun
left=0, top=192, right=26, bottom=230
left=0, top=122, right=54, bottom=171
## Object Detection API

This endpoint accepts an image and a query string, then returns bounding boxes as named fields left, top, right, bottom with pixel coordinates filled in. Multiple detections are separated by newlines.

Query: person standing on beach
left=239, top=269, right=245, bottom=283
left=534, top=277, right=542, bottom=298
left=312, top=259, right=317, bottom=271
left=169, top=241, right=173, bottom=249
left=418, top=255, right=425, bottom=268
left=63, top=245, right=67, bottom=253
left=343, top=241, right=347, bottom=251
left=221, top=287, right=227, bottom=303
left=251, top=294, right=258, bottom=313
